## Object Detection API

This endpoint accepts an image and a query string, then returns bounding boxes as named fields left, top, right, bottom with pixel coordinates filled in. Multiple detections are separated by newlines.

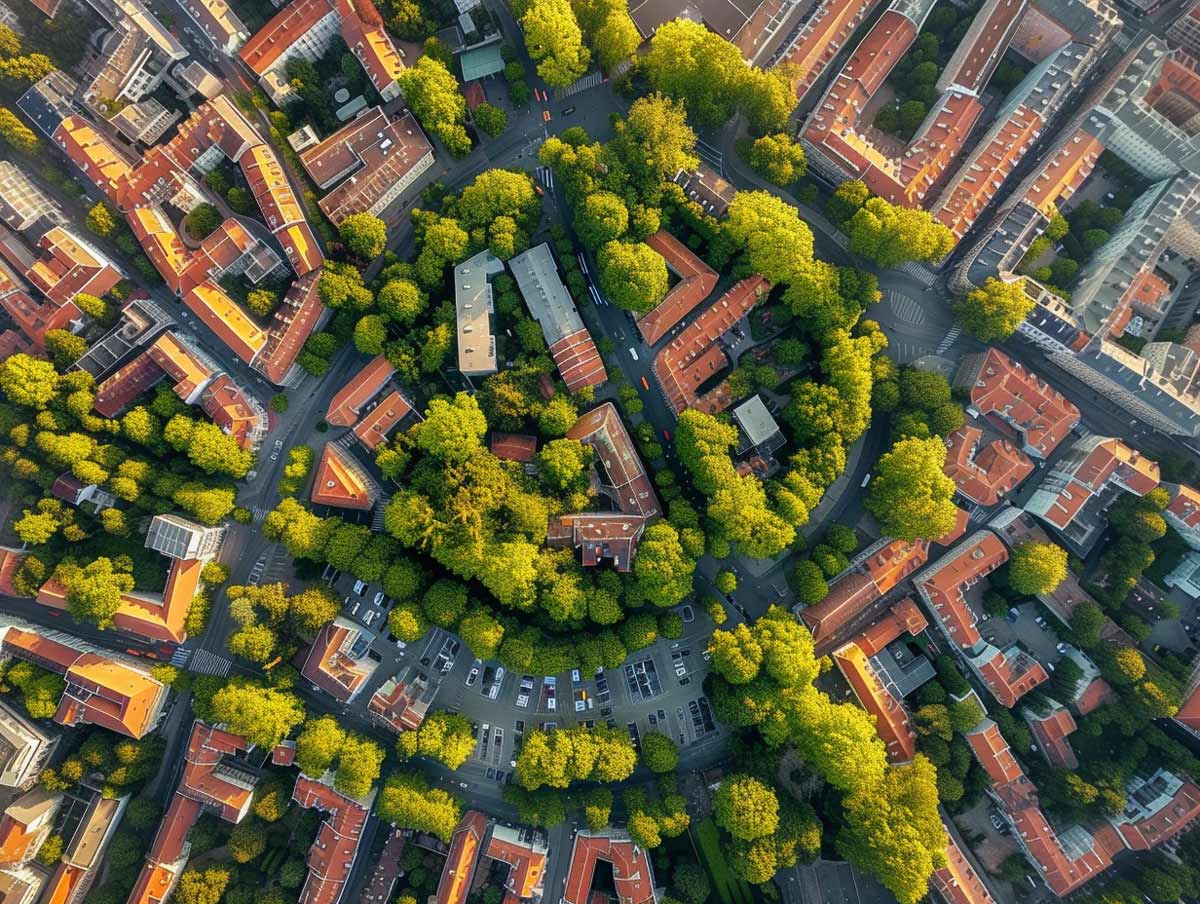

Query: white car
left=353, top=580, right=367, bottom=596
left=516, top=693, right=530, bottom=708
left=363, top=610, right=376, bottom=626
left=466, top=664, right=480, bottom=687
left=628, top=347, right=639, bottom=361
left=547, top=697, right=556, bottom=712
left=373, top=591, right=385, bottom=606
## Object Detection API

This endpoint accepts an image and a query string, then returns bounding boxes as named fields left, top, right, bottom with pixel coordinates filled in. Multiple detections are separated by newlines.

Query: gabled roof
left=635, top=230, right=718, bottom=346
left=932, top=828, right=998, bottom=904
left=1025, top=702, right=1078, bottom=769
left=943, top=426, right=1034, bottom=506
left=293, top=774, right=374, bottom=904
left=490, top=433, right=538, bottom=462
left=436, top=810, right=488, bottom=904
left=311, top=444, right=378, bottom=511
left=566, top=403, right=661, bottom=521
left=833, top=642, right=917, bottom=762
left=914, top=530, right=1008, bottom=650
left=352, top=389, right=412, bottom=451
left=563, top=832, right=655, bottom=904
left=326, top=355, right=395, bottom=427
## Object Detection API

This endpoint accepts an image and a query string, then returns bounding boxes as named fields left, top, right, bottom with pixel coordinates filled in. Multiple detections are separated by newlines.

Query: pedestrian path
left=251, top=506, right=270, bottom=528
left=187, top=649, right=233, bottom=677
left=696, top=139, right=723, bottom=169
left=372, top=496, right=390, bottom=532
left=936, top=326, right=962, bottom=354
left=554, top=70, right=603, bottom=99
left=886, top=290, right=925, bottom=325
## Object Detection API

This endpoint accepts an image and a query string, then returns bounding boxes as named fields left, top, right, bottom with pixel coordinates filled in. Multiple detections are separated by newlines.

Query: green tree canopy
left=597, top=241, right=668, bottom=314
left=865, top=437, right=958, bottom=540
left=954, top=277, right=1035, bottom=341
left=1008, top=541, right=1068, bottom=596
left=338, top=214, right=388, bottom=259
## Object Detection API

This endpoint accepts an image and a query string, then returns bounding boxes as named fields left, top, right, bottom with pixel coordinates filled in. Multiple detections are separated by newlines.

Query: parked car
left=353, top=580, right=367, bottom=596
left=466, top=661, right=481, bottom=687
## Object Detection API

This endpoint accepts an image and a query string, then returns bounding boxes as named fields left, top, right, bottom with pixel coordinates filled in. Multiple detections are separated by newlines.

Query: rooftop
left=566, top=403, right=661, bottom=521
left=635, top=230, right=718, bottom=346
left=326, top=355, right=395, bottom=427
left=300, top=617, right=378, bottom=703
left=563, top=831, right=655, bottom=904
left=292, top=773, right=374, bottom=904
left=311, top=443, right=378, bottom=511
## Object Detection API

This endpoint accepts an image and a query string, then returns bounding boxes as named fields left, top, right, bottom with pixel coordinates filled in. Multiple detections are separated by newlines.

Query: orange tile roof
left=0, top=548, right=24, bottom=598
left=200, top=373, right=266, bottom=450
left=563, top=833, right=655, bottom=904
left=292, top=775, right=372, bottom=904
left=944, top=426, right=1035, bottom=506
left=855, top=597, right=927, bottom=656
left=146, top=332, right=215, bottom=401
left=939, top=0, right=1025, bottom=93
left=1073, top=677, right=1114, bottom=716
left=182, top=281, right=268, bottom=366
left=653, top=276, right=769, bottom=416
left=484, top=826, right=546, bottom=901
left=132, top=722, right=254, bottom=904
left=957, top=349, right=1080, bottom=458
left=781, top=0, right=878, bottom=100
left=25, top=227, right=122, bottom=307
left=635, top=231, right=718, bottom=346
left=0, top=262, right=79, bottom=349
left=326, top=355, right=395, bottom=426
left=300, top=618, right=375, bottom=702
left=0, top=788, right=59, bottom=866
left=549, top=328, right=607, bottom=394
left=0, top=628, right=167, bottom=739
left=489, top=433, right=538, bottom=462
left=311, top=443, right=377, bottom=510
left=335, top=0, right=405, bottom=98
left=353, top=389, right=412, bottom=451
left=128, top=207, right=189, bottom=293
left=1022, top=130, right=1104, bottom=217
left=238, top=0, right=336, bottom=74
left=1114, top=777, right=1200, bottom=852
left=1026, top=704, right=1077, bottom=769
left=932, top=830, right=997, bottom=904
left=833, top=641, right=917, bottom=761
left=52, top=117, right=133, bottom=204
left=964, top=720, right=1026, bottom=786
left=1033, top=438, right=1160, bottom=530
left=915, top=531, right=1008, bottom=650
left=367, top=671, right=430, bottom=733
left=436, top=811, right=488, bottom=904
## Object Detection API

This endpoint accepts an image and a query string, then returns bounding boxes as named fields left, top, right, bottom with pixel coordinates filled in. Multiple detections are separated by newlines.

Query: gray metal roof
left=509, top=243, right=585, bottom=344
left=733, top=395, right=782, bottom=447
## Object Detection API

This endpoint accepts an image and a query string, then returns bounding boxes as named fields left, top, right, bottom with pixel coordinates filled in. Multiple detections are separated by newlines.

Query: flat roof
left=459, top=43, right=504, bottom=81
left=732, top=395, right=780, bottom=447
left=454, top=249, right=501, bottom=375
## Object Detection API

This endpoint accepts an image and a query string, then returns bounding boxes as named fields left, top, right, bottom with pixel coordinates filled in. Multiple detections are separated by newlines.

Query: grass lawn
left=693, top=818, right=755, bottom=904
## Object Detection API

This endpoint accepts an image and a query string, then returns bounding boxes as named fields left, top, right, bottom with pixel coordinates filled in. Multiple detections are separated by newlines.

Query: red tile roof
left=635, top=230, right=718, bottom=346
left=490, top=433, right=538, bottom=462
left=201, top=373, right=267, bottom=451
left=484, top=825, right=547, bottom=902
left=436, top=811, right=488, bottom=904
left=353, top=389, right=412, bottom=451
left=944, top=426, right=1035, bottom=506
left=780, top=0, right=877, bottom=100
left=0, top=548, right=24, bottom=598
left=915, top=531, right=1008, bottom=649
left=855, top=596, right=927, bottom=656
left=938, top=0, right=1025, bottom=93
left=964, top=720, right=1027, bottom=787
left=566, top=403, right=661, bottom=520
left=1073, top=677, right=1114, bottom=716
left=366, top=671, right=430, bottom=733
left=1021, top=130, right=1104, bottom=219
left=550, top=328, right=607, bottom=393
left=563, top=833, right=655, bottom=904
left=956, top=349, right=1080, bottom=458
left=335, top=0, right=406, bottom=100
left=52, top=117, right=133, bottom=205
left=1031, top=438, right=1160, bottom=530
left=833, top=641, right=917, bottom=762
left=238, top=0, right=336, bottom=74
left=1165, top=482, right=1200, bottom=531
left=326, top=355, right=395, bottom=426
left=800, top=540, right=930, bottom=648
left=182, top=280, right=268, bottom=367
left=256, top=270, right=328, bottom=385
left=974, top=645, right=1048, bottom=708
left=1025, top=704, right=1077, bottom=769
left=0, top=788, right=59, bottom=866
left=293, top=774, right=373, bottom=904
left=0, top=628, right=167, bottom=739
left=93, top=352, right=167, bottom=418
left=932, top=829, right=997, bottom=904
left=652, top=276, right=769, bottom=416
left=25, top=227, right=121, bottom=307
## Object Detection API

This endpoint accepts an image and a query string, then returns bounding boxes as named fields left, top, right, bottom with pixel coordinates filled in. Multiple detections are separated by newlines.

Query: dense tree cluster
left=395, top=711, right=478, bottom=769
left=398, top=57, right=472, bottom=157
left=377, top=772, right=463, bottom=842
left=292, top=715, right=384, bottom=797
left=225, top=582, right=340, bottom=666
left=865, top=436, right=958, bottom=540
left=513, top=725, right=637, bottom=789
left=640, top=20, right=799, bottom=133
left=827, top=181, right=954, bottom=267
left=954, top=277, right=1035, bottom=341
left=1008, top=541, right=1068, bottom=596
left=707, top=607, right=946, bottom=901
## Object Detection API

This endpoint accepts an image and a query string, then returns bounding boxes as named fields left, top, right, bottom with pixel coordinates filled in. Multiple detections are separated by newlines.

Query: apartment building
left=453, top=249, right=503, bottom=377
left=0, top=162, right=64, bottom=232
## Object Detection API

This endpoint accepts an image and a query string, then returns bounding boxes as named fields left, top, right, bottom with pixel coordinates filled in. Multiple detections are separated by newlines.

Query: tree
left=844, top=197, right=954, bottom=267
left=377, top=772, right=462, bottom=842
left=723, top=191, right=814, bottom=284
left=629, top=522, right=696, bottom=608
left=173, top=868, right=230, bottom=904
left=55, top=558, right=135, bottom=629
left=954, top=277, right=1035, bottom=341
left=1069, top=601, right=1105, bottom=649
left=865, top=437, right=958, bottom=540
left=75, top=293, right=109, bottom=322
left=1009, top=541, right=1068, bottom=596
left=514, top=725, right=637, bottom=790
left=748, top=133, right=807, bottom=186
left=572, top=0, right=638, bottom=71
left=183, top=203, right=221, bottom=240
left=537, top=438, right=591, bottom=491
left=640, top=733, right=679, bottom=772
left=673, top=864, right=711, bottom=904
left=206, top=681, right=304, bottom=750
left=596, top=241, right=667, bottom=314
left=0, top=107, right=37, bottom=154
left=574, top=191, right=628, bottom=247
left=522, top=0, right=590, bottom=88
left=354, top=314, right=389, bottom=355
left=228, top=822, right=267, bottom=863
left=473, top=103, right=508, bottom=137
left=296, top=716, right=346, bottom=776
left=458, top=610, right=504, bottom=660
left=289, top=587, right=340, bottom=634
left=246, top=289, right=279, bottom=318
left=791, top=560, right=828, bottom=604
left=378, top=278, right=426, bottom=324
left=714, top=775, right=779, bottom=840
left=827, top=180, right=869, bottom=224
left=583, top=787, right=613, bottom=830
left=335, top=734, right=385, bottom=798
left=0, top=353, right=59, bottom=408
left=416, top=393, right=488, bottom=463
left=398, top=57, right=471, bottom=157
left=339, top=213, right=388, bottom=259
left=640, top=19, right=751, bottom=128
left=614, top=94, right=699, bottom=185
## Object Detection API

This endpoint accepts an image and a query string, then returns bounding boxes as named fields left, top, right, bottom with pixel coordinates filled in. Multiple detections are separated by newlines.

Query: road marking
left=577, top=252, right=588, bottom=275
left=886, top=290, right=925, bottom=325
left=188, top=649, right=232, bottom=677
left=936, top=326, right=962, bottom=354
left=554, top=70, right=602, bottom=99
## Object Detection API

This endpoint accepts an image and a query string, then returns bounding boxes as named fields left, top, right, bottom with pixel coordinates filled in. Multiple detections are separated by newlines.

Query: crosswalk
left=554, top=70, right=602, bottom=99
left=251, top=506, right=269, bottom=528
left=535, top=166, right=554, bottom=191
left=169, top=647, right=191, bottom=667
left=936, top=326, right=962, bottom=355
left=187, top=648, right=233, bottom=677
left=886, top=290, right=926, bottom=325
left=372, top=496, right=390, bottom=532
